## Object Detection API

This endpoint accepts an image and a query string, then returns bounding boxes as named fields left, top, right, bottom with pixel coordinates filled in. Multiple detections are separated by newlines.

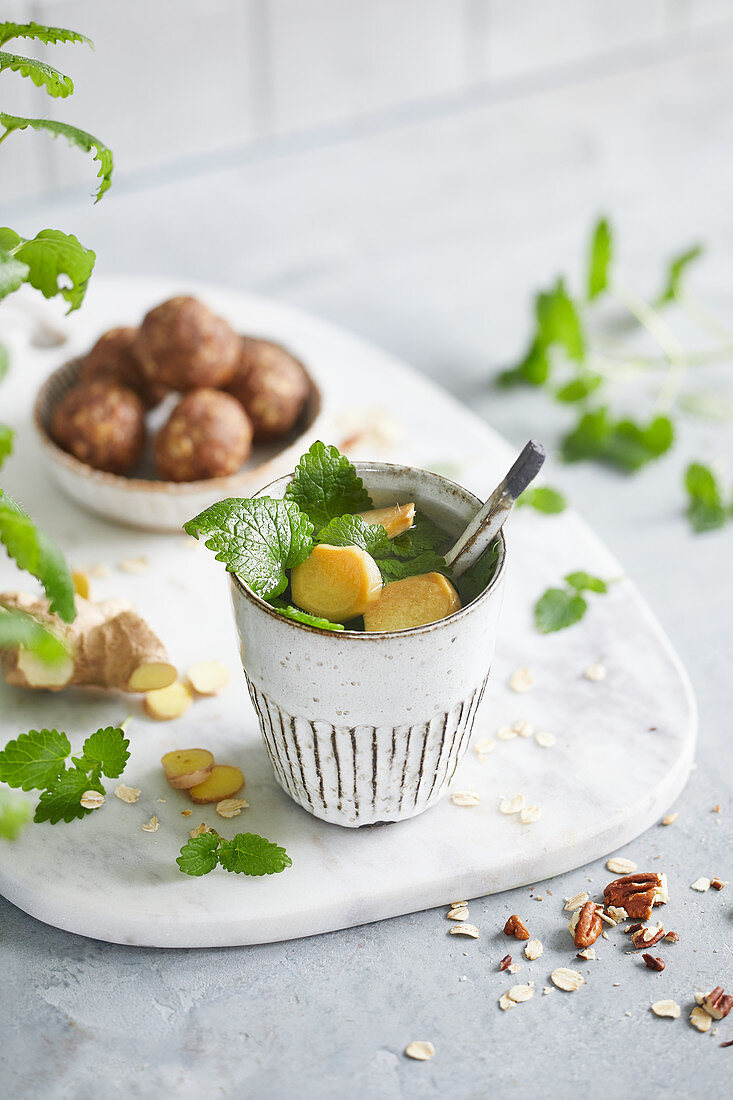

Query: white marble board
left=0, top=278, right=696, bottom=947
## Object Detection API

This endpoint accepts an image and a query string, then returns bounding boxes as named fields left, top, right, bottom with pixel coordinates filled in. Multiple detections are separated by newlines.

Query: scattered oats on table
left=651, top=1000, right=680, bottom=1019
left=690, top=1006, right=712, bottom=1033
left=507, top=983, right=534, bottom=1003
left=606, top=857, right=638, bottom=874
left=564, top=891, right=589, bottom=912
left=451, top=790, right=481, bottom=807
left=550, top=968, right=585, bottom=992
left=508, top=962, right=520, bottom=974
left=181, top=809, right=192, bottom=817
left=449, top=924, right=479, bottom=939
left=496, top=725, right=518, bottom=741
left=80, top=790, right=105, bottom=810
left=577, top=947, right=596, bottom=960
left=499, top=794, right=525, bottom=815
left=216, top=798, right=249, bottom=818
left=88, top=562, right=110, bottom=579
left=524, top=939, right=543, bottom=960
left=473, top=737, right=495, bottom=757
left=447, top=906, right=469, bottom=922
left=114, top=783, right=140, bottom=804
left=508, top=666, right=534, bottom=694
left=405, top=1041, right=435, bottom=1061
left=512, top=718, right=534, bottom=738
left=661, top=812, right=678, bottom=826
left=584, top=662, right=606, bottom=682
left=189, top=822, right=213, bottom=839
left=142, top=815, right=159, bottom=833
left=498, top=993, right=515, bottom=1011
left=535, top=731, right=556, bottom=749
left=691, top=877, right=711, bottom=892
left=519, top=805, right=541, bottom=824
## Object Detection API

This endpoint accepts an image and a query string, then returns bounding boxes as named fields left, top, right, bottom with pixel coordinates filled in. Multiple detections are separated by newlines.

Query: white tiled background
left=2, top=0, right=732, bottom=205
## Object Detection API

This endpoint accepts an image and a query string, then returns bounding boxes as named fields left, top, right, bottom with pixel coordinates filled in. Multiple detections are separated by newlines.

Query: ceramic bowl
left=33, top=354, right=325, bottom=532
left=230, top=462, right=507, bottom=827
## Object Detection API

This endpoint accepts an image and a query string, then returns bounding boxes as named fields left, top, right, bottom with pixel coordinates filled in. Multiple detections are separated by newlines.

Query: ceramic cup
left=230, top=462, right=507, bottom=827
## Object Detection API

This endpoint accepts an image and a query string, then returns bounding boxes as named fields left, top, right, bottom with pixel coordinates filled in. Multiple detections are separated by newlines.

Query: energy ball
left=135, top=296, right=240, bottom=391
left=154, top=388, right=252, bottom=482
left=226, top=337, right=310, bottom=441
left=79, top=326, right=168, bottom=409
left=51, top=380, right=146, bottom=475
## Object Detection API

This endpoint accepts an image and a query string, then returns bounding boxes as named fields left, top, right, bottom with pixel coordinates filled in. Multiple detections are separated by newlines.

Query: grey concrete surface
left=2, top=28, right=732, bottom=1100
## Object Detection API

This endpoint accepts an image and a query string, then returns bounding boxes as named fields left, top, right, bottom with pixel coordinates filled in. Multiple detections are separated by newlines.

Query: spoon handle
left=445, top=440, right=545, bottom=579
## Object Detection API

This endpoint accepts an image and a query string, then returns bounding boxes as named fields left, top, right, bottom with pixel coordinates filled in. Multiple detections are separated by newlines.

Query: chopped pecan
left=603, top=872, right=668, bottom=920
left=499, top=954, right=512, bottom=971
left=642, top=954, right=665, bottom=971
left=710, top=878, right=726, bottom=891
left=631, top=923, right=665, bottom=950
left=624, top=922, right=644, bottom=936
left=721, top=1040, right=733, bottom=1048
left=702, top=987, right=733, bottom=1020
left=573, top=901, right=604, bottom=949
left=664, top=931, right=680, bottom=943
left=503, top=914, right=530, bottom=940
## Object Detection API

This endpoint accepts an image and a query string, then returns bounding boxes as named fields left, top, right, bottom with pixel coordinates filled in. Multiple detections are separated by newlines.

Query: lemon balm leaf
left=217, top=832, right=292, bottom=876
left=184, top=496, right=313, bottom=599
left=0, top=606, right=68, bottom=664
left=316, top=513, right=389, bottom=557
left=587, top=217, right=612, bottom=300
left=34, top=767, right=103, bottom=824
left=0, top=728, right=71, bottom=791
left=517, top=487, right=567, bottom=514
left=10, top=228, right=96, bottom=312
left=177, top=833, right=222, bottom=876
left=0, top=790, right=31, bottom=839
left=535, top=588, right=588, bottom=634
left=77, top=726, right=130, bottom=779
left=0, top=51, right=73, bottom=97
left=285, top=441, right=372, bottom=527
left=0, top=490, right=76, bottom=621
left=655, top=243, right=704, bottom=306
left=268, top=601, right=344, bottom=631
left=0, top=116, right=113, bottom=202
left=684, top=462, right=728, bottom=533
left=0, top=22, right=93, bottom=49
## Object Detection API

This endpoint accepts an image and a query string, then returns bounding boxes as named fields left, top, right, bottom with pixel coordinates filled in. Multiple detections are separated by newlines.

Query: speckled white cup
left=230, top=463, right=507, bottom=827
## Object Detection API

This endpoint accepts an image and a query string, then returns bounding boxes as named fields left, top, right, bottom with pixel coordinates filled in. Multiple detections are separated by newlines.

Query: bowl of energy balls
left=33, top=295, right=324, bottom=530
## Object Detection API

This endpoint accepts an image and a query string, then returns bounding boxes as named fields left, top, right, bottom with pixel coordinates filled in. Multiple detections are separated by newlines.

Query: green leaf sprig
left=0, top=725, right=130, bottom=824
left=684, top=462, right=733, bottom=533
left=516, top=486, right=567, bottom=514
left=496, top=216, right=733, bottom=524
left=534, top=571, right=610, bottom=634
left=177, top=830, right=292, bottom=877
left=0, top=18, right=113, bottom=311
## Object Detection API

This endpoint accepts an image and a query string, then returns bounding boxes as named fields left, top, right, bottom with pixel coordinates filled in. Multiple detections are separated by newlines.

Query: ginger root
left=144, top=680, right=193, bottom=720
left=363, top=572, right=461, bottom=633
left=0, top=592, right=177, bottom=693
left=188, top=764, right=245, bottom=804
left=359, top=503, right=415, bottom=539
left=161, top=748, right=215, bottom=789
left=187, top=660, right=230, bottom=696
left=291, top=543, right=383, bottom=622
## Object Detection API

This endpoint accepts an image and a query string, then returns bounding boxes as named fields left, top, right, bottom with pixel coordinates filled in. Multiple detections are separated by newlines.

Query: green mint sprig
left=0, top=725, right=130, bottom=824
left=177, top=830, right=292, bottom=877
left=684, top=462, right=732, bottom=533
left=534, top=571, right=610, bottom=634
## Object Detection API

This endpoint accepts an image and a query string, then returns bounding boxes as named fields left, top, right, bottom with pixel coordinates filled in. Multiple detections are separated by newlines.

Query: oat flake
left=451, top=790, right=481, bottom=807
left=524, top=939, right=543, bottom=960
left=508, top=983, right=534, bottom=1003
left=473, top=737, right=495, bottom=756
left=114, top=783, right=140, bottom=804
left=519, top=805, right=541, bottom=824
left=508, top=963, right=520, bottom=974
left=577, top=947, right=596, bottom=960
left=690, top=877, right=711, bottom=892
left=405, top=1041, right=435, bottom=1061
left=512, top=719, right=534, bottom=738
left=189, top=822, right=213, bottom=839
left=584, top=662, right=606, bottom=682
left=661, top=812, right=678, bottom=826
left=535, top=731, right=556, bottom=749
left=690, top=1006, right=712, bottom=1033
left=551, top=968, right=585, bottom=992
left=564, top=891, right=589, bottom=912
left=651, top=1000, right=680, bottom=1019
left=496, top=725, right=517, bottom=741
left=80, top=790, right=104, bottom=810
left=142, top=815, right=159, bottom=833
left=498, top=993, right=515, bottom=1011
left=447, top=907, right=469, bottom=922
left=118, top=556, right=149, bottom=574
left=508, top=667, right=534, bottom=694
left=449, top=924, right=479, bottom=939
left=606, top=857, right=638, bottom=874
left=499, top=794, right=525, bottom=815
left=216, top=798, right=249, bottom=818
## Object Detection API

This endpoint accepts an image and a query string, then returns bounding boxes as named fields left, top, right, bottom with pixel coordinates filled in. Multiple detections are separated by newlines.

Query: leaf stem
left=610, top=282, right=686, bottom=413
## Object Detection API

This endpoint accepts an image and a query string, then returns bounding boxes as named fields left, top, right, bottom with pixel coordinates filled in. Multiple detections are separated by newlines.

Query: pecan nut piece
left=642, top=954, right=665, bottom=971
left=604, top=872, right=667, bottom=920
left=573, top=901, right=604, bottom=949
left=702, top=987, right=733, bottom=1020
left=499, top=954, right=512, bottom=971
left=503, top=914, right=530, bottom=940
left=631, top=923, right=665, bottom=950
